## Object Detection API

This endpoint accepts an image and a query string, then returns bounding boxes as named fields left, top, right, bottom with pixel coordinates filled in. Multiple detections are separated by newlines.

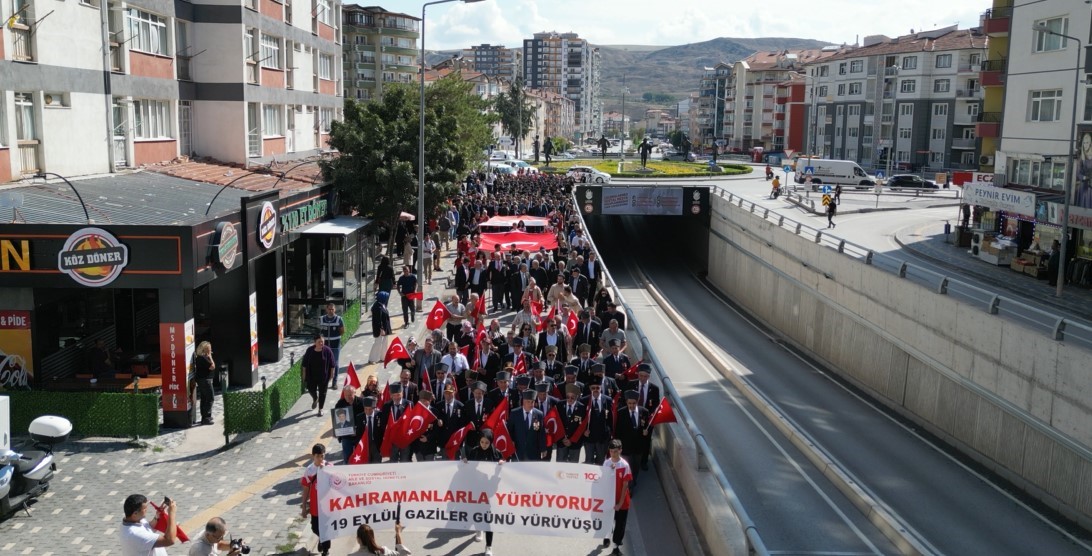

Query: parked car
left=661, top=150, right=696, bottom=162
left=491, top=164, right=517, bottom=176
left=557, top=152, right=576, bottom=159
left=565, top=166, right=612, bottom=184
left=885, top=174, right=939, bottom=191
left=502, top=160, right=540, bottom=174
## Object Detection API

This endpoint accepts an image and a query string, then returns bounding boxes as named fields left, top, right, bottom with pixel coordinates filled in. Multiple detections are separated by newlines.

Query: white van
left=793, top=158, right=876, bottom=190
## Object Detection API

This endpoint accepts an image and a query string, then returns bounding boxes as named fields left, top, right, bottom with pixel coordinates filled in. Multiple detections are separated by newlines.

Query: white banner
left=316, top=461, right=614, bottom=542
left=963, top=182, right=1036, bottom=218
left=601, top=187, right=683, bottom=215
left=1043, top=202, right=1092, bottom=231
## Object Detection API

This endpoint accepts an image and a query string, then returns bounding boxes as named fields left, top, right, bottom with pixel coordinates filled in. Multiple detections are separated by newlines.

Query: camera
left=230, top=538, right=251, bottom=555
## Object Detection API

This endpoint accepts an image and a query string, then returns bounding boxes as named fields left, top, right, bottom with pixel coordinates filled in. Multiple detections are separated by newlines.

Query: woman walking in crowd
left=462, top=429, right=505, bottom=556
left=374, top=256, right=395, bottom=295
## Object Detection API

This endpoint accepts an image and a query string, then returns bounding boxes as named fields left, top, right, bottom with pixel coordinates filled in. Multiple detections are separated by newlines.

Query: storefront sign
left=160, top=320, right=194, bottom=412
left=0, top=239, right=30, bottom=271
left=1042, top=202, right=1092, bottom=231
left=963, top=182, right=1036, bottom=218
left=0, top=310, right=33, bottom=390
left=57, top=227, right=129, bottom=287
left=249, top=292, right=259, bottom=373
left=276, top=276, right=285, bottom=348
left=258, top=202, right=278, bottom=250
left=212, top=222, right=240, bottom=269
left=281, top=198, right=329, bottom=233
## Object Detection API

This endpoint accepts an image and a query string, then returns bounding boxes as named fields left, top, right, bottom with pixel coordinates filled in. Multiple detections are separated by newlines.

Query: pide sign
left=57, top=227, right=129, bottom=287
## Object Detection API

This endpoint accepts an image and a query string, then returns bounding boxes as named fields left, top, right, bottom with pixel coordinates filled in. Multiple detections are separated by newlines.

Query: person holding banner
left=348, top=522, right=411, bottom=556
left=461, top=429, right=505, bottom=556
left=300, top=444, right=333, bottom=556
left=602, top=439, right=633, bottom=556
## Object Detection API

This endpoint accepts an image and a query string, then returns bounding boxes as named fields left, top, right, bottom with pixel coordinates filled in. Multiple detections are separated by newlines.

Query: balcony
left=952, top=138, right=976, bottom=149
left=980, top=59, right=1006, bottom=87
left=976, top=111, right=1001, bottom=138
left=11, top=25, right=33, bottom=62
left=956, top=88, right=982, bottom=98
left=981, top=6, right=1012, bottom=36
left=17, top=141, right=40, bottom=175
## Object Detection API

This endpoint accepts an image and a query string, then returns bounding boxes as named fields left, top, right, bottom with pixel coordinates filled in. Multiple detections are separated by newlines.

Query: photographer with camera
left=120, top=494, right=176, bottom=556
left=188, top=517, right=247, bottom=556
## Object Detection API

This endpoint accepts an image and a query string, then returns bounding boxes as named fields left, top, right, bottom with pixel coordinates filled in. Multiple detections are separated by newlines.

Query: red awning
left=478, top=231, right=558, bottom=252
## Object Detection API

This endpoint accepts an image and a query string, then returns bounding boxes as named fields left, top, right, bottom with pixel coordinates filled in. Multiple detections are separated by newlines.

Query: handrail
left=571, top=193, right=770, bottom=556
left=711, top=188, right=1092, bottom=350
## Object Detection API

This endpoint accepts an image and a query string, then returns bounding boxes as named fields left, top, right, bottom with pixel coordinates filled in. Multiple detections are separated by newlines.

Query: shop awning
left=297, top=216, right=372, bottom=236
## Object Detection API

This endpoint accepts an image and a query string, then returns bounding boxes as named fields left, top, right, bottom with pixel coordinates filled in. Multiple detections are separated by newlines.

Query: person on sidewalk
left=462, top=428, right=505, bottom=556
left=334, top=385, right=365, bottom=462
left=348, top=522, right=412, bottom=556
left=194, top=341, right=216, bottom=426
left=188, top=517, right=242, bottom=556
left=372, top=292, right=393, bottom=340
left=826, top=199, right=837, bottom=229
left=302, top=335, right=336, bottom=417
left=601, top=439, right=633, bottom=556
left=319, top=303, right=345, bottom=388
left=300, top=444, right=333, bottom=556
left=120, top=494, right=176, bottom=556
left=396, top=266, right=418, bottom=327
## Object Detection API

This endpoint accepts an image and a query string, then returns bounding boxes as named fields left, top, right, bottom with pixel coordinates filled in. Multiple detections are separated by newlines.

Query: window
left=898, top=128, right=912, bottom=139
left=930, top=152, right=945, bottom=163
left=818, top=85, right=828, bottom=97
left=1030, top=89, right=1063, bottom=122
left=848, top=104, right=860, bottom=116
left=838, top=62, right=847, bottom=75
left=901, top=56, right=917, bottom=70
left=1085, top=84, right=1092, bottom=121
left=262, top=105, right=283, bottom=136
left=315, top=0, right=333, bottom=26
left=836, top=105, right=844, bottom=116
left=260, top=34, right=282, bottom=69
left=319, top=107, right=334, bottom=132
left=837, top=84, right=846, bottom=96
left=962, top=128, right=976, bottom=140
left=245, top=28, right=257, bottom=60
left=933, top=79, right=950, bottom=93
left=847, top=127, right=859, bottom=138
left=900, top=104, right=914, bottom=116
left=850, top=60, right=863, bottom=73
left=133, top=100, right=172, bottom=139
left=849, top=82, right=862, bottom=95
left=1034, top=17, right=1068, bottom=52
left=126, top=9, right=168, bottom=55
left=931, top=128, right=946, bottom=140
left=318, top=54, right=333, bottom=79
left=967, top=104, right=979, bottom=117
left=0, top=100, right=6, bottom=147
left=935, top=54, right=952, bottom=68
left=897, top=150, right=910, bottom=162
left=900, top=79, right=916, bottom=93
left=819, top=66, right=829, bottom=77
left=933, top=103, right=948, bottom=116
left=15, top=93, right=35, bottom=141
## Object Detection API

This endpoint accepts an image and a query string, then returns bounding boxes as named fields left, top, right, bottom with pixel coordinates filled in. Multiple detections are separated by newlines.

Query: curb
left=784, top=194, right=908, bottom=215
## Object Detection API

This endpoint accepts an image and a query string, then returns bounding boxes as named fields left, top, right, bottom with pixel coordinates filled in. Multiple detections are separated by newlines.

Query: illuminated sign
left=258, top=201, right=277, bottom=250
left=57, top=227, right=129, bottom=287
left=213, top=221, right=240, bottom=269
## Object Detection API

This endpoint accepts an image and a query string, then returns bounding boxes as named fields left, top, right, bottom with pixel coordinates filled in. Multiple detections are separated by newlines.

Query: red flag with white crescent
left=379, top=378, right=392, bottom=408
left=345, top=361, right=362, bottom=389
left=406, top=291, right=424, bottom=301
left=421, top=367, right=432, bottom=393
left=393, top=402, right=437, bottom=449
left=383, top=337, right=411, bottom=367
left=492, top=419, right=516, bottom=459
left=538, top=306, right=556, bottom=332
left=565, top=310, right=579, bottom=336
left=475, top=322, right=487, bottom=344
left=530, top=300, right=543, bottom=317
left=647, top=397, right=678, bottom=430
left=150, top=502, right=190, bottom=542
left=483, top=397, right=509, bottom=432
left=425, top=300, right=452, bottom=330
left=445, top=422, right=475, bottom=460
left=513, top=356, right=526, bottom=376
left=348, top=433, right=369, bottom=464
left=544, top=406, right=566, bottom=446
left=624, top=359, right=643, bottom=382
left=380, top=408, right=401, bottom=458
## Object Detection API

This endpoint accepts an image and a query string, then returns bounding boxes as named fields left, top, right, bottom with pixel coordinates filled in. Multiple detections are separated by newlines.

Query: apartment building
left=0, top=0, right=344, bottom=182
left=978, top=0, right=1011, bottom=175
left=773, top=73, right=808, bottom=153
left=528, top=88, right=575, bottom=142
left=805, top=27, right=987, bottom=171
left=465, top=43, right=521, bottom=81
left=522, top=31, right=599, bottom=139
left=695, top=63, right=730, bottom=149
left=341, top=4, right=418, bottom=102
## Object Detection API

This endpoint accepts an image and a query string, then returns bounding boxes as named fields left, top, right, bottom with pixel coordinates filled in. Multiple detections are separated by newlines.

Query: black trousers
left=611, top=508, right=629, bottom=546
left=400, top=294, right=415, bottom=323
left=310, top=514, right=331, bottom=554
left=307, top=379, right=328, bottom=410
left=197, top=378, right=214, bottom=420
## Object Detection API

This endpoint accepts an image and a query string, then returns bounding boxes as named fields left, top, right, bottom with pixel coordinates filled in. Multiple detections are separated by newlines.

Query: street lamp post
left=419, top=0, right=485, bottom=287
left=885, top=65, right=900, bottom=179
left=1038, top=24, right=1082, bottom=296
left=620, top=74, right=628, bottom=165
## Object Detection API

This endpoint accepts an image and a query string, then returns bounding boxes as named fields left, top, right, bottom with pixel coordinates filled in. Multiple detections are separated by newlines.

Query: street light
left=419, top=0, right=486, bottom=288
left=620, top=74, right=628, bottom=165
left=1036, top=23, right=1082, bottom=297
left=885, top=65, right=901, bottom=179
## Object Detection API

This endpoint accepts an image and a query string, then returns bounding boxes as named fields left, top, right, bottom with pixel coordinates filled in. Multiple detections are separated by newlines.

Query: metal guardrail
left=572, top=194, right=770, bottom=556
left=712, top=189, right=1092, bottom=350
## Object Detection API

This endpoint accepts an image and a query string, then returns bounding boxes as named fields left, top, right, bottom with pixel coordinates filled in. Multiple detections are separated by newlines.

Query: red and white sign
left=160, top=320, right=194, bottom=412
left=316, top=461, right=615, bottom=541
left=479, top=215, right=550, bottom=229
left=477, top=232, right=559, bottom=253
left=249, top=292, right=259, bottom=373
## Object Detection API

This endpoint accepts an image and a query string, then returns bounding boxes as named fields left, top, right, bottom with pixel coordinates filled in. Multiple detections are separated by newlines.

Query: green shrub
left=341, top=300, right=361, bottom=345
left=3, top=391, right=159, bottom=438
left=223, top=358, right=303, bottom=434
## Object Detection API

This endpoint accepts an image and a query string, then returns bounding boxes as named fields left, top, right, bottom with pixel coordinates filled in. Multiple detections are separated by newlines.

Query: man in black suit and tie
left=599, top=340, right=630, bottom=379
left=509, top=263, right=530, bottom=311
left=509, top=390, right=547, bottom=461
left=570, top=343, right=596, bottom=384
left=568, top=268, right=589, bottom=304
left=487, top=253, right=509, bottom=312
left=465, top=381, right=493, bottom=447
left=632, top=364, right=660, bottom=470
left=556, top=384, right=586, bottom=463
left=469, top=259, right=488, bottom=297
left=580, top=253, right=603, bottom=307
left=582, top=383, right=613, bottom=465
left=529, top=259, right=549, bottom=290
left=359, top=396, right=384, bottom=463
left=435, top=384, right=465, bottom=459
left=488, top=371, right=517, bottom=410
left=572, top=313, right=601, bottom=358
left=380, top=383, right=413, bottom=463
left=614, top=390, right=650, bottom=485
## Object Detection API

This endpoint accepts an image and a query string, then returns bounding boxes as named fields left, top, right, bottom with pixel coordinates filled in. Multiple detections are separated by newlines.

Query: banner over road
left=316, top=461, right=614, bottom=542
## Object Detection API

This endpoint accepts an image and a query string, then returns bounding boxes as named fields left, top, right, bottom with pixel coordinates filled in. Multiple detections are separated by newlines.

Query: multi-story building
left=0, top=0, right=345, bottom=182
left=342, top=5, right=419, bottom=103
left=642, top=109, right=675, bottom=139
left=529, top=88, right=575, bottom=142
left=465, top=44, right=521, bottom=81
left=522, top=31, right=599, bottom=139
left=978, top=0, right=1011, bottom=175
left=805, top=27, right=986, bottom=171
left=695, top=64, right=730, bottom=149
left=774, top=74, right=808, bottom=153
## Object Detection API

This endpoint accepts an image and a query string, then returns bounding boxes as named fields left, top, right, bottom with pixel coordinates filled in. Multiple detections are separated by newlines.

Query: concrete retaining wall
left=706, top=194, right=1092, bottom=527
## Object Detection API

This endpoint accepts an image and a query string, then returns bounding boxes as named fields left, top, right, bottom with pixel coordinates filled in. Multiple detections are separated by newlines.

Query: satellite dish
left=0, top=193, right=23, bottom=209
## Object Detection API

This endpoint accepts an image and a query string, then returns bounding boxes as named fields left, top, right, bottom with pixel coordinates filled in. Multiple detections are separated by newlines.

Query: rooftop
left=820, top=28, right=986, bottom=62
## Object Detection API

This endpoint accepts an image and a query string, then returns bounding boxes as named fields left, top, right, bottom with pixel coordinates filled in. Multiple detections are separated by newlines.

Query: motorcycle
left=765, top=166, right=774, bottom=181
left=0, top=415, right=71, bottom=518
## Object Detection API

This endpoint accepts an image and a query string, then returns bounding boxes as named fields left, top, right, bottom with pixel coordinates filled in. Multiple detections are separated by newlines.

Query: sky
left=367, top=0, right=988, bottom=51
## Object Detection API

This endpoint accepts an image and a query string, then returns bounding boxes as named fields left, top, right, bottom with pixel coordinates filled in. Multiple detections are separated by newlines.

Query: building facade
left=805, top=27, right=986, bottom=172
left=465, top=43, right=521, bottom=81
left=522, top=31, right=599, bottom=139
left=0, top=0, right=345, bottom=182
left=341, top=5, right=419, bottom=103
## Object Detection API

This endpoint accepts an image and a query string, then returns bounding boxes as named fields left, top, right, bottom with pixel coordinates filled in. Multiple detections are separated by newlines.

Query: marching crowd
left=297, top=171, right=671, bottom=556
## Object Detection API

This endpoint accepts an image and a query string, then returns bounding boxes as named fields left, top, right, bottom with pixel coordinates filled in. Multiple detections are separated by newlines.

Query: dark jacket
left=371, top=301, right=392, bottom=338
left=301, top=345, right=336, bottom=384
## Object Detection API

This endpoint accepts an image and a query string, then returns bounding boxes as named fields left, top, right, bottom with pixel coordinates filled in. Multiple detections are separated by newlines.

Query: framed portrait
left=332, top=408, right=355, bottom=437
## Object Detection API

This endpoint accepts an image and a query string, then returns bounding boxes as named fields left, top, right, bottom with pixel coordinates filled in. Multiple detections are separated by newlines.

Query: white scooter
left=0, top=415, right=71, bottom=518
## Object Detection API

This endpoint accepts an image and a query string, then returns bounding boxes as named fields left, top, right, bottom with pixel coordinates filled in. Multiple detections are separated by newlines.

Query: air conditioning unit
left=980, top=155, right=994, bottom=165
left=972, top=231, right=984, bottom=246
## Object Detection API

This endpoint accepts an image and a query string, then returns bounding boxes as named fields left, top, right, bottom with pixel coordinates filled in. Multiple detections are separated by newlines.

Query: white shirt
left=119, top=518, right=168, bottom=556
left=441, top=353, right=470, bottom=375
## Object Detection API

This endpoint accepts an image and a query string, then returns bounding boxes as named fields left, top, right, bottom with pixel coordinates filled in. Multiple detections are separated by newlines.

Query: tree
left=493, top=79, right=535, bottom=156
left=551, top=137, right=572, bottom=154
left=321, top=76, right=495, bottom=252
left=668, top=130, right=685, bottom=149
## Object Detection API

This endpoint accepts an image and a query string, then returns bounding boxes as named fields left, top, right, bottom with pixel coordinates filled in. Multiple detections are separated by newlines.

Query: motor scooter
left=0, top=415, right=71, bottom=517
left=765, top=166, right=774, bottom=180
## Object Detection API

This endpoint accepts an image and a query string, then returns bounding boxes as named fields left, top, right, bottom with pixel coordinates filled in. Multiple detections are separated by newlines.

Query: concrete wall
left=706, top=194, right=1092, bottom=527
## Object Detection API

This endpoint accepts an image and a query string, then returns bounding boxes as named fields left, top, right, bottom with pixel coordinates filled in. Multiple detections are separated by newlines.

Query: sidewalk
left=894, top=220, right=1092, bottom=322
left=784, top=189, right=961, bottom=215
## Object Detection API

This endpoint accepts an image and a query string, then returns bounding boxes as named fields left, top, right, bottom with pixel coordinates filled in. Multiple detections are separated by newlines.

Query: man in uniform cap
left=570, top=343, right=596, bottom=384
left=561, top=365, right=584, bottom=394
left=613, top=390, right=649, bottom=486
left=514, top=375, right=532, bottom=400
left=533, top=382, right=559, bottom=415
left=557, top=384, right=586, bottom=463
left=599, top=339, right=630, bottom=379
left=582, top=382, right=613, bottom=465
left=412, top=390, right=439, bottom=461
left=540, top=345, right=564, bottom=381
left=586, top=363, right=620, bottom=399
left=435, top=384, right=464, bottom=459
left=571, top=313, right=601, bottom=358
left=509, top=389, right=547, bottom=461
left=430, top=363, right=451, bottom=396
left=380, top=382, right=413, bottom=462
left=465, top=381, right=493, bottom=448
left=360, top=396, right=384, bottom=463
left=488, top=371, right=516, bottom=409
left=536, top=320, right=568, bottom=362
left=632, top=365, right=659, bottom=466
left=504, top=337, right=536, bottom=371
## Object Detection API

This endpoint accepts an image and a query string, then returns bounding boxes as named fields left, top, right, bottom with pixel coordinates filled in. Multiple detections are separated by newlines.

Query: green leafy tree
left=493, top=79, right=535, bottom=155
left=668, top=130, right=685, bottom=149
left=551, top=137, right=572, bottom=154
left=321, top=76, right=495, bottom=251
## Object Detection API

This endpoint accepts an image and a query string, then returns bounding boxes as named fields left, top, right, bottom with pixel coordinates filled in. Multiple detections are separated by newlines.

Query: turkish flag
left=538, top=306, right=556, bottom=332
left=611, top=390, right=622, bottom=430
left=406, top=291, right=424, bottom=301
left=475, top=322, right=487, bottom=344
left=348, top=434, right=369, bottom=464
left=421, top=367, right=432, bottom=393
left=383, top=337, right=411, bottom=367
left=492, top=419, right=516, bottom=459
left=459, top=344, right=470, bottom=357
left=530, top=300, right=543, bottom=317
left=380, top=406, right=402, bottom=458
left=647, top=397, right=678, bottom=430
left=425, top=300, right=452, bottom=330
left=445, top=422, right=475, bottom=460
left=344, top=361, right=362, bottom=389
left=379, top=378, right=392, bottom=408
left=544, top=406, right=566, bottom=446
left=150, top=502, right=190, bottom=543
left=623, top=359, right=643, bottom=382
left=565, top=310, right=579, bottom=336
left=475, top=293, right=487, bottom=318
left=391, top=402, right=437, bottom=449
left=483, top=397, right=509, bottom=432
left=513, top=357, right=526, bottom=376
left=568, top=405, right=591, bottom=444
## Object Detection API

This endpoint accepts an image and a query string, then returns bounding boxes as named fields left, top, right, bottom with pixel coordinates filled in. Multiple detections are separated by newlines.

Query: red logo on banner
left=160, top=323, right=190, bottom=412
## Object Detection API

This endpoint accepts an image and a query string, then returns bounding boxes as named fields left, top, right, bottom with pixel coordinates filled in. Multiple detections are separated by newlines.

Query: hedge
left=341, top=299, right=361, bottom=345
left=2, top=390, right=159, bottom=438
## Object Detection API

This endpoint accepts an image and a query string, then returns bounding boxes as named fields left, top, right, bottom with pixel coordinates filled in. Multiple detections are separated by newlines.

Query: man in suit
left=473, top=337, right=502, bottom=385
left=535, top=354, right=562, bottom=387
left=488, top=371, right=517, bottom=410
left=556, top=384, right=586, bottom=463
left=380, top=383, right=413, bottom=463
left=599, top=340, right=630, bottom=380
left=435, top=384, right=465, bottom=459
left=503, top=338, right=537, bottom=372
left=603, top=301, right=626, bottom=331
left=613, top=390, right=650, bottom=485
left=454, top=257, right=471, bottom=304
left=570, top=343, right=597, bottom=385
left=509, top=390, right=547, bottom=461
left=568, top=267, right=590, bottom=304
left=359, top=396, right=384, bottom=463
left=529, top=259, right=549, bottom=290
left=582, top=383, right=613, bottom=465
left=572, top=314, right=601, bottom=358
left=632, top=364, right=660, bottom=470
left=586, top=363, right=621, bottom=400
left=536, top=322, right=568, bottom=362
left=412, top=336, right=442, bottom=385
left=580, top=252, right=603, bottom=307
left=397, top=369, right=420, bottom=404
left=559, top=365, right=585, bottom=397
left=412, top=390, right=440, bottom=462
left=469, top=259, right=488, bottom=297
left=487, top=253, right=509, bottom=313
left=465, top=381, right=493, bottom=448
left=508, top=263, right=530, bottom=311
